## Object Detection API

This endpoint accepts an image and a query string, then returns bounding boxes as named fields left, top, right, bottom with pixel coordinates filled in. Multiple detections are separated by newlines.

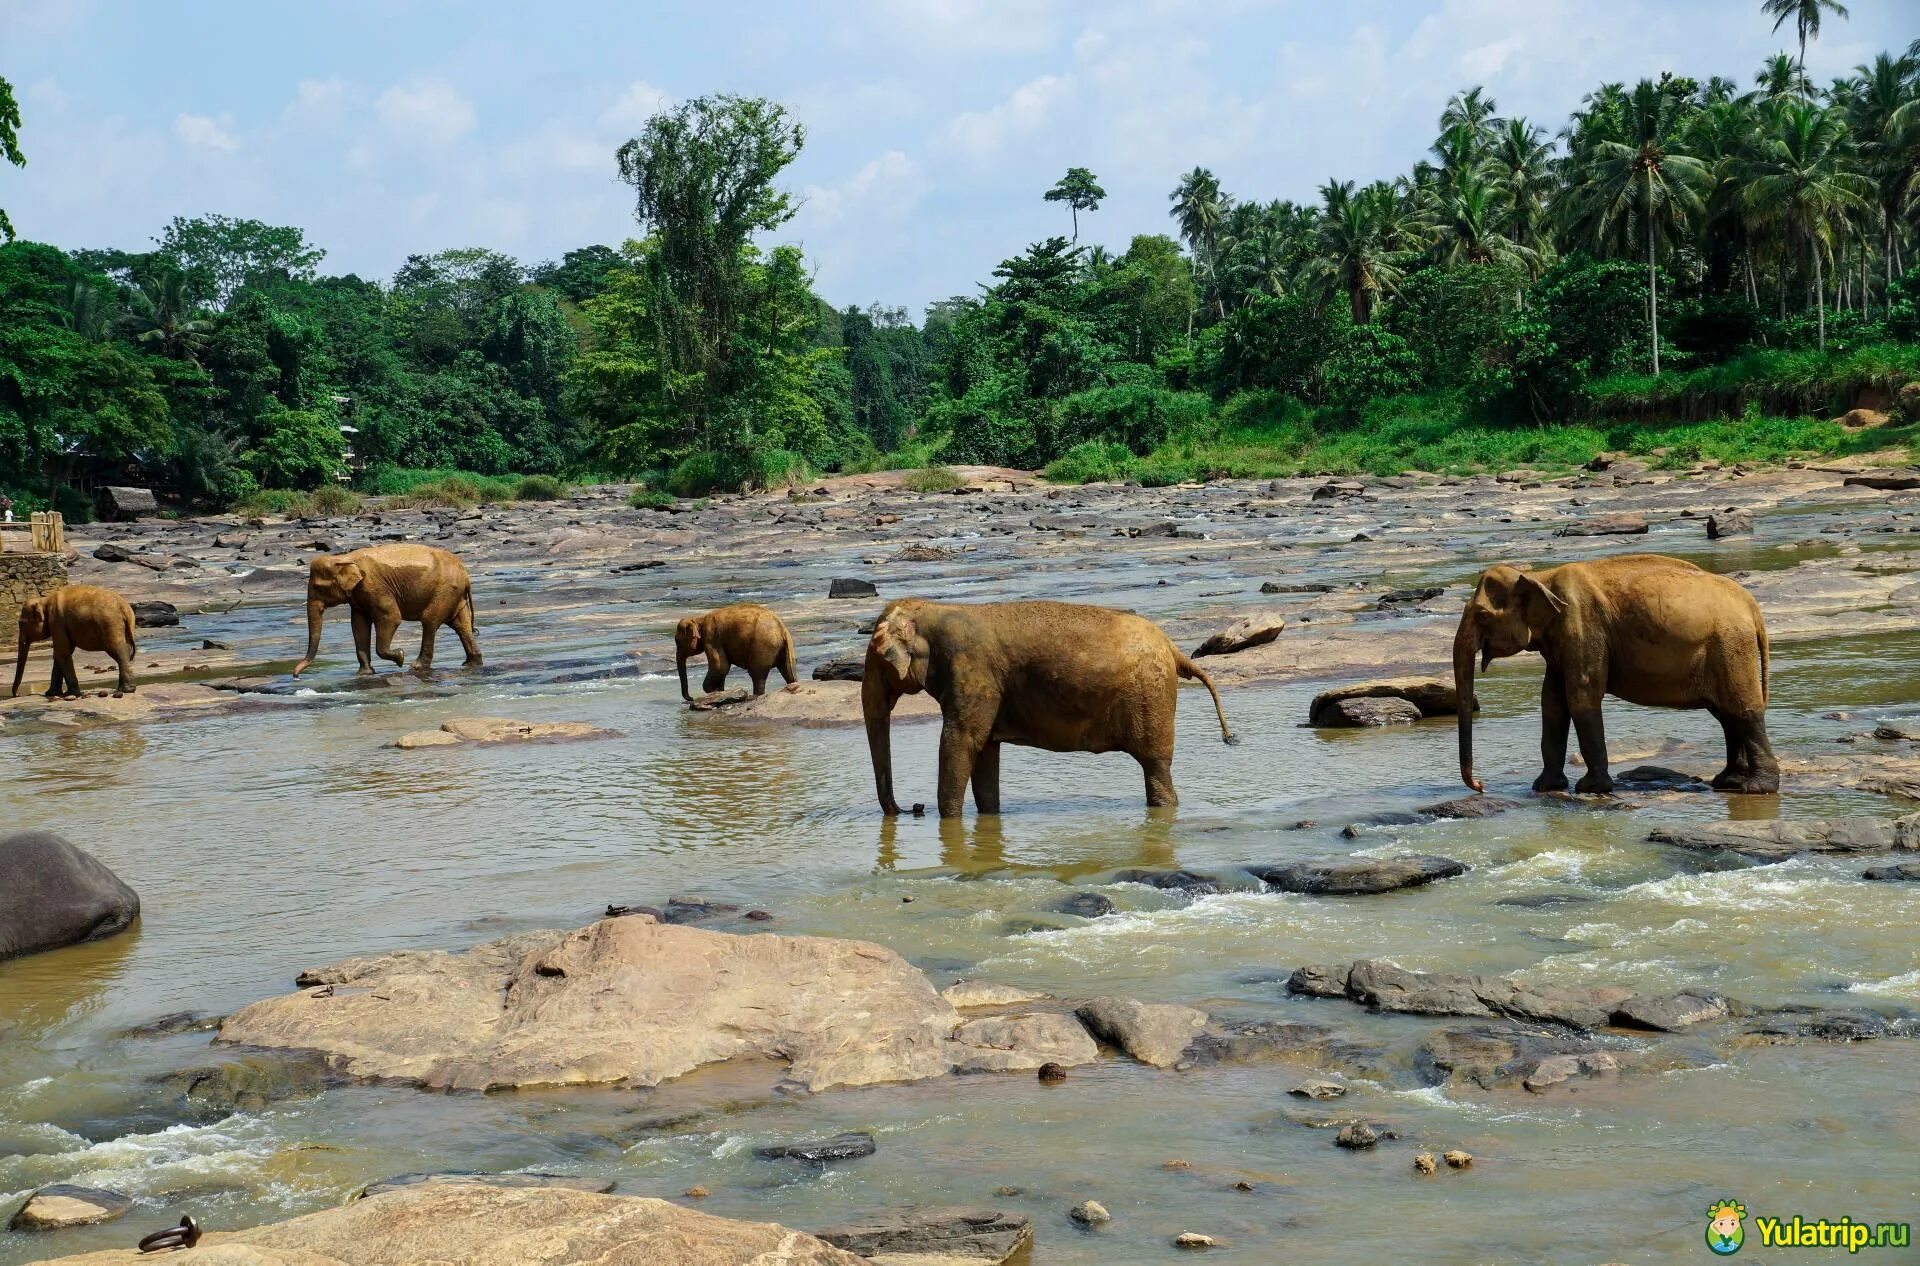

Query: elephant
left=862, top=598, right=1237, bottom=818
left=11, top=584, right=137, bottom=698
left=1453, top=553, right=1776, bottom=796
left=676, top=604, right=798, bottom=700
left=0, top=831, right=140, bottom=961
left=291, top=544, right=481, bottom=677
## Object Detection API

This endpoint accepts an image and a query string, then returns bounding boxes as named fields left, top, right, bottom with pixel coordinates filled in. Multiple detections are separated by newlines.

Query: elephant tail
left=780, top=632, right=799, bottom=684
left=463, top=582, right=477, bottom=628
left=1175, top=651, right=1239, bottom=746
left=1757, top=623, right=1769, bottom=706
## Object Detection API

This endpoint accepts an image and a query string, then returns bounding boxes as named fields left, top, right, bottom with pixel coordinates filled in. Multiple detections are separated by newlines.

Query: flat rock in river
left=757, top=1132, right=877, bottom=1163
left=1648, top=813, right=1920, bottom=860
left=1557, top=513, right=1649, bottom=537
left=8, top=1184, right=133, bottom=1231
left=392, top=718, right=621, bottom=749
left=1191, top=612, right=1286, bottom=657
left=355, top=1172, right=615, bottom=1200
left=1248, top=855, right=1468, bottom=895
left=1311, top=696, right=1424, bottom=727
left=1308, top=677, right=1462, bottom=723
left=813, top=1207, right=1032, bottom=1264
left=1075, top=996, right=1208, bottom=1068
left=27, top=1181, right=867, bottom=1265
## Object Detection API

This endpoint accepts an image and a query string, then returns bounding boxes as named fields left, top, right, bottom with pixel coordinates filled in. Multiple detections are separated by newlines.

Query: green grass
left=1588, top=342, right=1920, bottom=422
left=900, top=465, right=964, bottom=493
left=629, top=489, right=676, bottom=510
left=838, top=437, right=950, bottom=475
left=513, top=474, right=569, bottom=501
left=664, top=448, right=812, bottom=496
left=230, top=485, right=365, bottom=517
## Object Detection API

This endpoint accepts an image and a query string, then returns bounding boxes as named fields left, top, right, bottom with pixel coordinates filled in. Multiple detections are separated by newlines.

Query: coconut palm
left=1761, top=0, right=1849, bottom=72
left=1306, top=180, right=1402, bottom=325
left=61, top=279, right=115, bottom=341
left=1848, top=52, right=1920, bottom=301
left=1433, top=170, right=1539, bottom=271
left=1737, top=99, right=1873, bottom=349
left=1563, top=79, right=1711, bottom=374
left=1491, top=117, right=1556, bottom=266
left=1752, top=52, right=1814, bottom=102
left=1169, top=167, right=1229, bottom=324
left=123, top=265, right=212, bottom=363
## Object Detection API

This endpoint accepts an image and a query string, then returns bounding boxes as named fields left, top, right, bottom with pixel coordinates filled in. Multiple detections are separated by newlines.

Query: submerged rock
left=1648, top=813, right=1920, bottom=860
left=813, top=1208, right=1032, bottom=1263
left=1416, top=795, right=1519, bottom=820
left=1076, top=997, right=1208, bottom=1068
left=392, top=718, right=621, bottom=749
left=1614, top=766, right=1712, bottom=792
left=756, top=1132, right=877, bottom=1163
left=1414, top=1023, right=1622, bottom=1090
left=1052, top=890, right=1117, bottom=918
left=1311, top=696, right=1424, bottom=728
left=1111, top=868, right=1222, bottom=896
left=154, top=1052, right=342, bottom=1116
left=1248, top=855, right=1468, bottom=896
left=1069, top=1199, right=1111, bottom=1225
left=0, top=831, right=141, bottom=963
left=8, top=1184, right=133, bottom=1231
left=27, top=1181, right=867, bottom=1265
left=1740, top=1007, right=1906, bottom=1043
left=1863, top=860, right=1920, bottom=881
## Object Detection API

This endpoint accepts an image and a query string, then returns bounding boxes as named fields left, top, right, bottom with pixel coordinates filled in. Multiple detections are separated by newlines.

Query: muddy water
left=4, top=519, right=1920, bottom=1263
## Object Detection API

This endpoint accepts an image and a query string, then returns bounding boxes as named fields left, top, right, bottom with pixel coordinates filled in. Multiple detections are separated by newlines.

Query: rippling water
left=3, top=529, right=1918, bottom=1264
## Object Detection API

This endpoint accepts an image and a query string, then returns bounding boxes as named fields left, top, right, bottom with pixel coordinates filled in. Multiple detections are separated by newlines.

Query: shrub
left=1042, top=441, right=1142, bottom=484
left=629, top=489, right=676, bottom=510
left=1323, top=326, right=1421, bottom=420
left=231, top=488, right=315, bottom=518
left=514, top=474, right=568, bottom=501
left=1054, top=385, right=1213, bottom=454
left=307, top=484, right=364, bottom=516
left=901, top=465, right=964, bottom=493
left=664, top=448, right=812, bottom=496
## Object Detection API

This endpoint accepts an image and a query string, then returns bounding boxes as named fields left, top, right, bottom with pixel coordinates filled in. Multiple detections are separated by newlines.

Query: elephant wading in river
left=676, top=604, right=798, bottom=699
left=1454, top=554, right=1776, bottom=796
left=862, top=598, right=1238, bottom=817
left=292, top=544, right=481, bottom=677
left=12, top=585, right=137, bottom=698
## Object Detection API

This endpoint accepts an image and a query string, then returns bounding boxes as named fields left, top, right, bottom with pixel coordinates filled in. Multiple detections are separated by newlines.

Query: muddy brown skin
left=11, top=584, right=138, bottom=698
left=862, top=598, right=1237, bottom=818
left=292, top=544, right=481, bottom=677
left=675, top=604, right=798, bottom=700
left=1454, top=553, right=1775, bottom=796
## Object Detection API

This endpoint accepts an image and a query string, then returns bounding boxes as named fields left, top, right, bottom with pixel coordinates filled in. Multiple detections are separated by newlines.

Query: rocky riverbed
left=4, top=456, right=1920, bottom=1263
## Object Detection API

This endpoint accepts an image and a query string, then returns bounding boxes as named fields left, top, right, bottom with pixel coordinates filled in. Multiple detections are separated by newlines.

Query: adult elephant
left=861, top=598, right=1237, bottom=817
left=0, top=832, right=140, bottom=961
left=291, top=544, right=480, bottom=677
left=676, top=604, right=798, bottom=699
left=11, top=584, right=137, bottom=698
left=1454, top=554, right=1775, bottom=796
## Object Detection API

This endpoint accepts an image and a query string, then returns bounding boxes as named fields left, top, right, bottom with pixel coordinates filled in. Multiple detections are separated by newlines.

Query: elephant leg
left=111, top=644, right=135, bottom=695
left=1708, top=705, right=1750, bottom=788
left=372, top=614, right=405, bottom=668
left=1723, top=710, right=1780, bottom=794
left=48, top=632, right=77, bottom=698
left=350, top=607, right=375, bottom=674
left=1140, top=753, right=1179, bottom=808
left=414, top=620, right=440, bottom=672
left=702, top=649, right=730, bottom=695
left=748, top=667, right=770, bottom=696
left=1570, top=707, right=1613, bottom=794
left=451, top=599, right=482, bottom=667
left=1533, top=668, right=1571, bottom=793
left=937, top=723, right=988, bottom=818
left=971, top=741, right=1002, bottom=815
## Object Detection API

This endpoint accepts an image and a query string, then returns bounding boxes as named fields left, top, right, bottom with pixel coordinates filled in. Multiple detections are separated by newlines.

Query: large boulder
left=1647, top=813, right=1920, bottom=861
left=1075, top=997, right=1208, bottom=1068
left=949, top=1012, right=1098, bottom=1072
left=27, top=1181, right=866, bottom=1265
left=1308, top=677, right=1463, bottom=724
left=219, top=918, right=1082, bottom=1093
left=1191, top=612, right=1285, bottom=657
left=1706, top=509, right=1754, bottom=540
left=0, top=832, right=140, bottom=962
left=8, top=1184, right=133, bottom=1231
left=1249, top=855, right=1468, bottom=895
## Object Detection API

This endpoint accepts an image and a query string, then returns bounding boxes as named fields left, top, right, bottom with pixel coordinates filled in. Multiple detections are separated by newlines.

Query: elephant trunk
left=10, top=632, right=29, bottom=697
left=1454, top=619, right=1483, bottom=793
left=292, top=597, right=325, bottom=678
left=862, top=658, right=901, bottom=815
left=676, top=650, right=692, bottom=701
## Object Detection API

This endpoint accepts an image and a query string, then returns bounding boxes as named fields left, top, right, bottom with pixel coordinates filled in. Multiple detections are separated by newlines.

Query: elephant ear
left=335, top=560, right=366, bottom=594
left=1515, top=573, right=1568, bottom=633
left=872, top=612, right=916, bottom=684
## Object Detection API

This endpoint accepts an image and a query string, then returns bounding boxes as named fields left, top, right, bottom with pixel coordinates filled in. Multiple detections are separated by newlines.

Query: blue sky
left=3, top=0, right=1911, bottom=315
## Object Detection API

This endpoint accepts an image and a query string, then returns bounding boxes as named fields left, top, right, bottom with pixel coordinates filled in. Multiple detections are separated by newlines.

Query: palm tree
left=123, top=265, right=212, bottom=363
left=1751, top=52, right=1813, bottom=102
left=1169, top=167, right=1229, bottom=325
left=1761, top=0, right=1849, bottom=72
left=1306, top=180, right=1402, bottom=325
left=1737, top=100, right=1873, bottom=349
left=1848, top=52, right=1920, bottom=306
left=61, top=279, right=114, bottom=340
left=1491, top=117, right=1556, bottom=267
left=1564, top=79, right=1711, bottom=374
left=1434, top=169, right=1539, bottom=271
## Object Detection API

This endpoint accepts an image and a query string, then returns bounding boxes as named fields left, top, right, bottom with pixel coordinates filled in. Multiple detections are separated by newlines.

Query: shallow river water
left=3, top=493, right=1919, bottom=1265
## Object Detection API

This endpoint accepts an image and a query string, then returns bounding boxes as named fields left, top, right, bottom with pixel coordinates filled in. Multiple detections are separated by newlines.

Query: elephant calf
left=292, top=544, right=480, bottom=677
left=675, top=604, right=798, bottom=699
left=1454, top=553, right=1776, bottom=796
left=863, top=598, right=1238, bottom=817
left=11, top=584, right=137, bottom=698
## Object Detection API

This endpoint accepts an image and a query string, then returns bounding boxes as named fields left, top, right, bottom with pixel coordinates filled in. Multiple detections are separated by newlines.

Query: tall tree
left=1307, top=180, right=1402, bottom=324
left=1169, top=167, right=1228, bottom=326
left=1761, top=0, right=1849, bottom=71
left=123, top=264, right=213, bottom=363
left=1044, top=167, right=1106, bottom=242
left=1737, top=100, right=1872, bottom=348
left=155, top=215, right=325, bottom=308
left=0, top=74, right=22, bottom=242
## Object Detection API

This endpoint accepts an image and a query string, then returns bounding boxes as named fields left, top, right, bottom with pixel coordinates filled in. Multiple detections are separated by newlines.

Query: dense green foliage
left=5, top=21, right=1920, bottom=513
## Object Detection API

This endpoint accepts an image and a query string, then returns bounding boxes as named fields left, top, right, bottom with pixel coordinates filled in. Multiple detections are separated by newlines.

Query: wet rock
left=1076, top=997, right=1209, bottom=1068
left=1069, top=1200, right=1110, bottom=1225
left=1001, top=917, right=1067, bottom=936
left=1308, top=677, right=1463, bottom=723
left=1417, top=795, right=1518, bottom=820
left=1284, top=964, right=1351, bottom=998
left=1845, top=472, right=1920, bottom=491
left=220, top=919, right=968, bottom=1093
left=0, top=831, right=141, bottom=963
left=757, top=1132, right=877, bottom=1163
left=131, top=600, right=179, bottom=628
left=1052, top=890, right=1116, bottom=918
left=813, top=1208, right=1032, bottom=1263
left=392, top=718, right=622, bottom=749
left=1522, top=1051, right=1621, bottom=1092
left=8, top=1184, right=133, bottom=1231
left=1299, top=960, right=1631, bottom=1031
left=1557, top=514, right=1648, bottom=537
left=154, top=1052, right=341, bottom=1115
left=1181, top=1017, right=1384, bottom=1077
left=1312, top=696, right=1424, bottom=727
left=1111, top=868, right=1221, bottom=896
left=1288, top=1078, right=1347, bottom=1099
left=1707, top=509, right=1754, bottom=539
left=1249, top=855, right=1468, bottom=896
left=950, top=1012, right=1099, bottom=1072
left=1444, top=1149, right=1474, bottom=1169
left=1334, top=1122, right=1379, bottom=1149
left=657, top=895, right=744, bottom=924
left=941, top=980, right=1053, bottom=1008
left=119, top=1010, right=220, bottom=1039
left=1378, top=586, right=1443, bottom=606
left=1261, top=580, right=1332, bottom=594
left=1611, top=991, right=1735, bottom=1032
left=1174, top=1231, right=1216, bottom=1248
left=28, top=1182, right=865, bottom=1265
left=1741, top=1007, right=1902, bottom=1043
left=1191, top=613, right=1286, bottom=657
left=1494, top=892, right=1596, bottom=909
left=356, top=1172, right=616, bottom=1200
left=1414, top=1023, right=1618, bottom=1090
left=1037, top=1062, right=1067, bottom=1083
left=1648, top=812, right=1920, bottom=860
left=1614, top=766, right=1711, bottom=792
left=1863, top=860, right=1920, bottom=881
left=810, top=656, right=865, bottom=682
left=829, top=577, right=879, bottom=599
left=1414, top=1152, right=1438, bottom=1175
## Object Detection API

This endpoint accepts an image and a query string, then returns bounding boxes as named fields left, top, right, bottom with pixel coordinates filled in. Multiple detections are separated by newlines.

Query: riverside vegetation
left=6, top=23, right=1920, bottom=513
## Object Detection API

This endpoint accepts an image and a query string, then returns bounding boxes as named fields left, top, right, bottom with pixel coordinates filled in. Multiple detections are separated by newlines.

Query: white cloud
left=285, top=77, right=354, bottom=126
left=376, top=78, right=476, bottom=144
left=944, top=74, right=1074, bottom=161
left=172, top=112, right=240, bottom=152
left=598, top=80, right=670, bottom=135
left=798, top=150, right=927, bottom=228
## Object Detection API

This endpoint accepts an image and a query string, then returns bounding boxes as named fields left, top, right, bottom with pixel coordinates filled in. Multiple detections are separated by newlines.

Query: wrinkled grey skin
left=0, top=832, right=141, bottom=962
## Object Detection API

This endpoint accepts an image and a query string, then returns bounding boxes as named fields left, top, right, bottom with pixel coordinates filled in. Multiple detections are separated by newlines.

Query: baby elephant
left=11, top=585, right=138, bottom=698
left=676, top=604, right=798, bottom=699
left=292, top=544, right=480, bottom=677
left=1454, top=553, right=1776, bottom=795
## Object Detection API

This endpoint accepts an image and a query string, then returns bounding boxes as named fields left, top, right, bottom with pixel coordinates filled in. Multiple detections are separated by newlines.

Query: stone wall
left=0, top=554, right=69, bottom=650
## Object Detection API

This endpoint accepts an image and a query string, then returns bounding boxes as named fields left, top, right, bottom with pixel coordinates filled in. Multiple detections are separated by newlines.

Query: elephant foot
left=1532, top=771, right=1570, bottom=794
left=463, top=655, right=483, bottom=668
left=1717, top=769, right=1780, bottom=795
left=1574, top=771, right=1615, bottom=795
